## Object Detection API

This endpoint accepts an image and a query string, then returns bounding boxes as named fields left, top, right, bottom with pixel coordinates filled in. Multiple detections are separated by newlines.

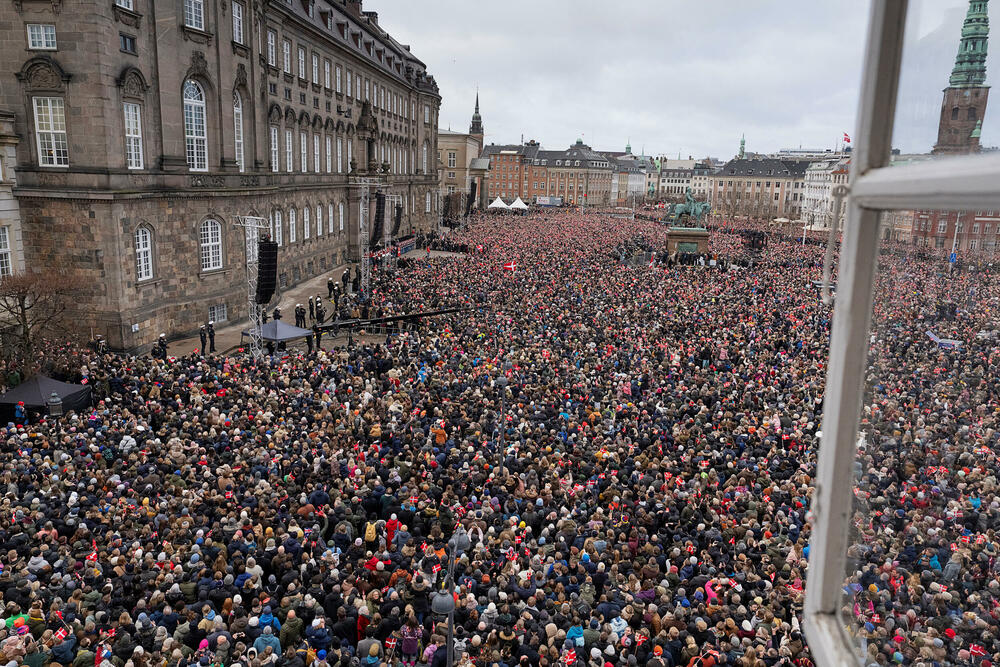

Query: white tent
left=488, top=197, right=509, bottom=210
left=509, top=197, right=529, bottom=210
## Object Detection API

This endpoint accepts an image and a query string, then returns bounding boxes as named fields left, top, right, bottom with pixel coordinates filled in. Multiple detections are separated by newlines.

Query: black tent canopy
left=240, top=320, right=314, bottom=343
left=0, top=375, right=92, bottom=419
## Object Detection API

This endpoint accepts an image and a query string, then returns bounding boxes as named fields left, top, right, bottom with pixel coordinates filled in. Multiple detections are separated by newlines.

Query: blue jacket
left=253, top=633, right=282, bottom=655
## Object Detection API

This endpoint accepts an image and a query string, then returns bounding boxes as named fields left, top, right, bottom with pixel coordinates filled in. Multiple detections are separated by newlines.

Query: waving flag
left=503, top=261, right=517, bottom=273
left=843, top=132, right=851, bottom=143
left=562, top=649, right=577, bottom=664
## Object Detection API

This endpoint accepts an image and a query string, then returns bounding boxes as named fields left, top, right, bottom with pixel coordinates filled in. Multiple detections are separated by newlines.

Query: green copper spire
left=971, top=119, right=983, bottom=138
left=949, top=0, right=989, bottom=88
left=625, top=139, right=631, bottom=154
left=738, top=133, right=745, bottom=159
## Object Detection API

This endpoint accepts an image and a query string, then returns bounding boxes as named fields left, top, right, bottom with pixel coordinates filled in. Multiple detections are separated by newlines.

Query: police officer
left=341, top=269, right=350, bottom=292
left=153, top=334, right=167, bottom=360
left=313, top=324, right=322, bottom=351
left=273, top=306, right=282, bottom=321
left=207, top=321, right=216, bottom=353
left=327, top=277, right=335, bottom=299
left=308, top=298, right=315, bottom=322
left=315, top=298, right=326, bottom=325
left=199, top=325, right=207, bottom=353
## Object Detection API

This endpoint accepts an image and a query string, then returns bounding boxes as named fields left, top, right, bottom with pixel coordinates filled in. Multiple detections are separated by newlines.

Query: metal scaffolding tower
left=234, top=216, right=269, bottom=360
left=350, top=177, right=382, bottom=301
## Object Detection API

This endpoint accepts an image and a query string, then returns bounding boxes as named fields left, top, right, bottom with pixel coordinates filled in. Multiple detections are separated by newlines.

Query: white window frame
left=300, top=130, right=308, bottom=172
left=123, top=102, right=144, bottom=170
left=297, top=46, right=306, bottom=79
left=208, top=303, right=228, bottom=323
left=270, top=126, right=279, bottom=172
left=425, top=191, right=431, bottom=213
left=283, top=40, right=291, bottom=74
left=424, top=104, right=429, bottom=123
left=0, top=226, right=13, bottom=278
left=274, top=210, right=282, bottom=246
left=339, top=202, right=345, bottom=232
left=267, top=31, right=276, bottom=66
left=26, top=24, right=57, bottom=50
left=337, top=136, right=343, bottom=173
left=135, top=226, right=153, bottom=281
left=303, top=206, right=310, bottom=239
left=115, top=0, right=134, bottom=9
left=324, top=59, right=331, bottom=88
left=183, top=80, right=208, bottom=171
left=325, top=135, right=332, bottom=173
left=183, top=0, right=204, bottom=31
left=336, top=65, right=342, bottom=93
left=33, top=97, right=68, bottom=167
left=285, top=129, right=293, bottom=172
left=312, top=53, right=319, bottom=84
left=232, top=1, right=244, bottom=44
left=233, top=92, right=245, bottom=173
left=199, top=219, right=223, bottom=272
left=803, top=4, right=1000, bottom=666
left=316, top=206, right=322, bottom=236
left=313, top=133, right=320, bottom=173
left=288, top=208, right=297, bottom=243
left=328, top=203, right=334, bottom=235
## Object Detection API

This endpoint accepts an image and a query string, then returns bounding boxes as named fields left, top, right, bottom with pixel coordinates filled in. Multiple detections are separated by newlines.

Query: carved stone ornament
left=112, top=4, right=142, bottom=27
left=234, top=63, right=248, bottom=91
left=189, top=51, right=209, bottom=82
left=268, top=103, right=282, bottom=124
left=17, top=58, right=69, bottom=92
left=118, top=68, right=148, bottom=100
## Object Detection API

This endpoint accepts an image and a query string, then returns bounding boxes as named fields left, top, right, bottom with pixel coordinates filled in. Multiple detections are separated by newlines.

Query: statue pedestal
left=666, top=227, right=710, bottom=254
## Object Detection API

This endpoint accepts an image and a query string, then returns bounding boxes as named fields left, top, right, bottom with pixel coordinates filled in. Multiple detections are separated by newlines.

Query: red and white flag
left=970, top=644, right=987, bottom=657
left=432, top=563, right=442, bottom=573
left=843, top=132, right=851, bottom=144
left=55, top=628, right=68, bottom=641
left=562, top=649, right=577, bottom=664
left=503, top=261, right=517, bottom=273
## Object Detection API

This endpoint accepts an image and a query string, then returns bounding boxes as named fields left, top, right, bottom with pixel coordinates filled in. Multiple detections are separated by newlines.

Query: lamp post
left=431, top=540, right=459, bottom=667
left=47, top=392, right=63, bottom=417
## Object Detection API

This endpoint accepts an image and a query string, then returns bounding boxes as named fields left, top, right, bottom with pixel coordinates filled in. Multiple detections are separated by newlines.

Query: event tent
left=241, top=320, right=314, bottom=343
left=509, top=197, right=529, bottom=210
left=487, top=197, right=509, bottom=210
left=0, top=375, right=92, bottom=419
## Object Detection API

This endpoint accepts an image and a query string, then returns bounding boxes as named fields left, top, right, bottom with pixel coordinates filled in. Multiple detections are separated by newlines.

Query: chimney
left=362, top=10, right=378, bottom=26
left=344, top=0, right=362, bottom=19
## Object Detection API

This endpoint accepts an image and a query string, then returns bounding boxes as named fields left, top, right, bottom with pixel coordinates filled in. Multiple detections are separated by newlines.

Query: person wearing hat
left=207, top=321, right=216, bottom=353
left=199, top=325, right=207, bottom=354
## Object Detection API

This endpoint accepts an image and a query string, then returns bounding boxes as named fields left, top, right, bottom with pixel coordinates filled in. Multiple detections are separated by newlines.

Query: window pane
left=893, top=0, right=996, bottom=158
left=841, top=209, right=1000, bottom=665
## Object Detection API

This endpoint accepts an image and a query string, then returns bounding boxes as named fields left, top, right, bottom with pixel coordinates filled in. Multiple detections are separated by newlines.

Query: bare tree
left=0, top=270, right=83, bottom=365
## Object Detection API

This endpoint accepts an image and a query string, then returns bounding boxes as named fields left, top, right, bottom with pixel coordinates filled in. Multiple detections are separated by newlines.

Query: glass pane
left=841, top=207, right=1000, bottom=665
left=893, top=0, right=996, bottom=158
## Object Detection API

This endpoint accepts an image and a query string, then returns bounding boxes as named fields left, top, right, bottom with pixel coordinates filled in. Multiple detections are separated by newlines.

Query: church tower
left=933, top=0, right=990, bottom=155
left=469, top=92, right=484, bottom=138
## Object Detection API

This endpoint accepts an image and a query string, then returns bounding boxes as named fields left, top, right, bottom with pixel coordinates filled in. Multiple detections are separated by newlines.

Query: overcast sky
left=369, top=0, right=996, bottom=158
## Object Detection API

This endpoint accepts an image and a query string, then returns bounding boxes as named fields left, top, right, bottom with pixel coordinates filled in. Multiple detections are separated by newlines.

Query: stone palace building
left=1, top=0, right=441, bottom=350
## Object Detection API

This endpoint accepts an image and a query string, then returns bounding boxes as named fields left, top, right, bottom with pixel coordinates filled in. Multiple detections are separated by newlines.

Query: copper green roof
left=950, top=0, right=990, bottom=88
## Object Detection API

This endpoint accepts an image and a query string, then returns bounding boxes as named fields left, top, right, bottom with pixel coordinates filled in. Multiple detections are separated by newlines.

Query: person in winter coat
left=252, top=626, right=281, bottom=656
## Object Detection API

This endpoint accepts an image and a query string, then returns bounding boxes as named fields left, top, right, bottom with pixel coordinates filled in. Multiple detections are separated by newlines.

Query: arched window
left=951, top=106, right=960, bottom=121
left=183, top=81, right=208, bottom=171
left=135, top=226, right=153, bottom=281
left=422, top=141, right=428, bottom=173
left=199, top=219, right=222, bottom=271
left=288, top=208, right=297, bottom=243
left=233, top=92, right=245, bottom=173
left=339, top=201, right=345, bottom=232
left=328, top=204, right=334, bottom=234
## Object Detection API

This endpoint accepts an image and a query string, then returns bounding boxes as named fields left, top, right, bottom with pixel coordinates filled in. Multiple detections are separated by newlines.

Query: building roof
left=718, top=158, right=811, bottom=178
left=469, top=157, right=491, bottom=171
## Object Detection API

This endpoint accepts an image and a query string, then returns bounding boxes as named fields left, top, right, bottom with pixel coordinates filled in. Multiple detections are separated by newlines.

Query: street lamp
left=431, top=547, right=457, bottom=667
left=47, top=392, right=63, bottom=417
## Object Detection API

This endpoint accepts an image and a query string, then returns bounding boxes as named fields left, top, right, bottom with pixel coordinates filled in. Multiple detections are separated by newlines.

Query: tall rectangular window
left=424, top=104, right=430, bottom=123
left=313, top=134, right=320, bottom=172
left=346, top=70, right=352, bottom=98
left=297, top=47, right=306, bottom=79
left=347, top=139, right=351, bottom=172
left=267, top=31, right=276, bottom=66
left=336, top=65, right=342, bottom=93
left=355, top=74, right=360, bottom=99
left=325, top=135, right=332, bottom=173
left=303, top=207, right=310, bottom=239
left=448, top=152, right=456, bottom=168
left=282, top=40, right=291, bottom=73
left=233, top=92, right=245, bottom=172
left=0, top=227, right=12, bottom=277
left=336, top=136, right=343, bottom=173
left=270, top=126, right=279, bottom=172
left=324, top=60, right=331, bottom=88
left=425, top=192, right=431, bottom=212
left=315, top=206, right=322, bottom=236
left=300, top=130, right=307, bottom=172
left=312, top=54, right=319, bottom=83
left=288, top=209, right=296, bottom=243
left=134, top=227, right=152, bottom=281
left=183, top=0, right=204, bottom=30
left=232, top=2, right=244, bottom=44
left=285, top=129, right=293, bottom=172
left=115, top=0, right=133, bottom=9
left=123, top=102, right=143, bottom=170
left=33, top=97, right=68, bottom=167
left=26, top=24, right=57, bottom=50
left=328, top=204, right=334, bottom=235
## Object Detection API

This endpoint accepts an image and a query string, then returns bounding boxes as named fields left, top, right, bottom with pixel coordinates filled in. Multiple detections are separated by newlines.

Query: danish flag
left=970, top=644, right=987, bottom=657
left=843, top=132, right=851, bottom=144
left=432, top=563, right=442, bottom=573
left=385, top=637, right=397, bottom=652
left=55, top=628, right=68, bottom=641
left=503, top=261, right=517, bottom=273
left=562, top=649, right=577, bottom=664
left=635, top=633, right=648, bottom=647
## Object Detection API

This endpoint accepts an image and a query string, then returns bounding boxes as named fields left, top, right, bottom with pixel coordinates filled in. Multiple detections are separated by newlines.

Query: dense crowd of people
left=0, top=210, right=996, bottom=667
